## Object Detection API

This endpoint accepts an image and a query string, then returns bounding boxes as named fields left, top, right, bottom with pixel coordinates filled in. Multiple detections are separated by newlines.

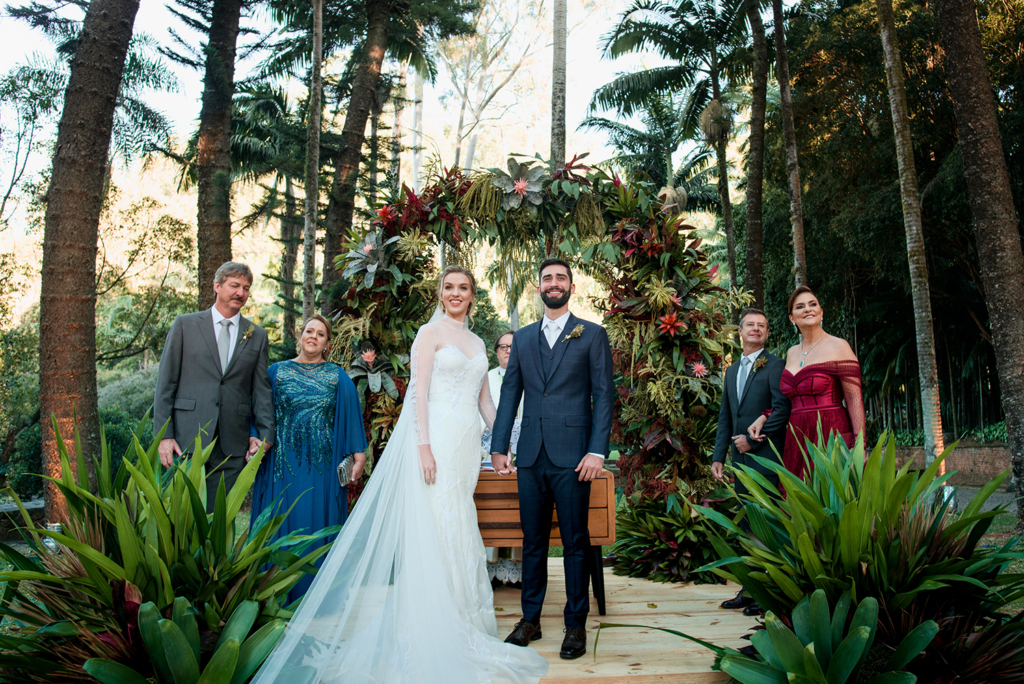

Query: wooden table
left=474, top=468, right=616, bottom=615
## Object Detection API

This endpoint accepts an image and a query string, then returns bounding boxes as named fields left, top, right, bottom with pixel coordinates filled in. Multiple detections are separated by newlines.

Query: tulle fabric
left=780, top=360, right=865, bottom=481
left=249, top=322, right=547, bottom=684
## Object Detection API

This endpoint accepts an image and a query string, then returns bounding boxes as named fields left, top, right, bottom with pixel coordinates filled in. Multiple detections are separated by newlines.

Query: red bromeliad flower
left=361, top=349, right=377, bottom=365
left=376, top=205, right=397, bottom=224
left=691, top=361, right=708, bottom=378
left=658, top=312, right=684, bottom=337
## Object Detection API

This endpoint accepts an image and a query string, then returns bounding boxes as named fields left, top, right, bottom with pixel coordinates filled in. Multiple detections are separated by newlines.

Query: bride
left=251, top=265, right=549, bottom=683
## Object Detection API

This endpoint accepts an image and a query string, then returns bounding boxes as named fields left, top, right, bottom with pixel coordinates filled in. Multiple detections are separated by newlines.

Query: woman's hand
left=747, top=415, right=768, bottom=442
left=418, top=446, right=437, bottom=485
left=350, top=452, right=367, bottom=482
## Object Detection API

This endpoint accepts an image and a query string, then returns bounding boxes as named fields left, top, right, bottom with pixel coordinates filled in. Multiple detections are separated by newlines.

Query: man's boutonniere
left=239, top=324, right=254, bottom=346
left=751, top=356, right=768, bottom=374
left=561, top=324, right=584, bottom=344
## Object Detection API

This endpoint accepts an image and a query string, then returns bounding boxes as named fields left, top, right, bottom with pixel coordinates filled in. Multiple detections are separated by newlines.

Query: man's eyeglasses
left=496, top=344, right=512, bottom=352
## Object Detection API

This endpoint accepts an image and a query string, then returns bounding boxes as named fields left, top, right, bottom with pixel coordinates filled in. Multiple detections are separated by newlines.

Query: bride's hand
left=747, top=415, right=768, bottom=442
left=419, top=446, right=437, bottom=485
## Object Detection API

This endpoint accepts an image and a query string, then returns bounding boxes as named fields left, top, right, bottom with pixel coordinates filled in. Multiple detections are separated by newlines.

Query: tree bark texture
left=550, top=0, right=567, bottom=170
left=745, top=2, right=767, bottom=307
left=281, top=175, right=300, bottom=342
left=875, top=0, right=945, bottom=465
left=772, top=0, right=808, bottom=289
left=412, top=71, right=424, bottom=192
left=304, top=0, right=323, bottom=322
left=195, top=0, right=245, bottom=309
left=391, top=62, right=406, bottom=183
left=39, top=0, right=141, bottom=522
left=935, top=0, right=1024, bottom=521
left=322, top=0, right=389, bottom=316
left=710, top=69, right=736, bottom=292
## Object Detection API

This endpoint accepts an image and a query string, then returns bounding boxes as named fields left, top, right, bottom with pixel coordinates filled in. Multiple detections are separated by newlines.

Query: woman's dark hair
left=493, top=331, right=514, bottom=352
left=788, top=286, right=818, bottom=314
left=538, top=258, right=572, bottom=283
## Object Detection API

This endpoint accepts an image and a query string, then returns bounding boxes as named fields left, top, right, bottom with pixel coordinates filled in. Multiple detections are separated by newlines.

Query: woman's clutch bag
left=336, top=455, right=355, bottom=487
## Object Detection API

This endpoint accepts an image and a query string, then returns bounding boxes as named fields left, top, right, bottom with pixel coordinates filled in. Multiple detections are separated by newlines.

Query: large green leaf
left=720, top=655, right=787, bottom=684
left=138, top=603, right=173, bottom=684
left=231, top=620, right=286, bottom=684
left=825, top=625, right=870, bottom=684
left=83, top=659, right=150, bottom=684
left=159, top=618, right=201, bottom=682
left=885, top=620, right=937, bottom=671
left=200, top=636, right=239, bottom=684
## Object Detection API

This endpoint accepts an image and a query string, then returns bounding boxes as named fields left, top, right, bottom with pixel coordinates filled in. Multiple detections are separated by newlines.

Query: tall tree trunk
left=935, top=0, right=1024, bottom=523
left=412, top=71, right=424, bottom=192
left=465, top=132, right=479, bottom=171
left=550, top=0, right=567, bottom=171
left=711, top=69, right=736, bottom=292
left=303, top=0, right=323, bottom=322
left=772, top=0, right=808, bottom=289
left=391, top=62, right=407, bottom=185
left=281, top=175, right=299, bottom=342
left=195, top=0, right=244, bottom=309
left=453, top=39, right=475, bottom=168
left=745, top=2, right=767, bottom=307
left=368, top=96, right=380, bottom=204
left=875, top=0, right=945, bottom=466
left=322, top=0, right=389, bottom=316
left=38, top=0, right=140, bottom=522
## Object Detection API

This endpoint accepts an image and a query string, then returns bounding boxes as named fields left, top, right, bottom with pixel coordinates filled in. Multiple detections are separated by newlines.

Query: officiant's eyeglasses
left=496, top=344, right=512, bottom=352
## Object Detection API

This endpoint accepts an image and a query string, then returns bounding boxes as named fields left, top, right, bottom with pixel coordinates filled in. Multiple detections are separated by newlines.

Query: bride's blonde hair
left=437, top=265, right=477, bottom=318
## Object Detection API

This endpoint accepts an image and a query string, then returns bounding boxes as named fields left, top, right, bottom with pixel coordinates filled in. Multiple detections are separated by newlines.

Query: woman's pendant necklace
left=799, top=333, right=825, bottom=367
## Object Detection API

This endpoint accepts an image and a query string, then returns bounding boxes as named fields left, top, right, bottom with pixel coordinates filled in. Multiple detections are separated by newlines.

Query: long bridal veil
left=250, top=323, right=547, bottom=684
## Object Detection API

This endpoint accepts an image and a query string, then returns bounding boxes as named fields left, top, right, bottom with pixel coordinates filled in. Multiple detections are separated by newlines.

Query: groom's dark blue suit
left=491, top=313, right=615, bottom=629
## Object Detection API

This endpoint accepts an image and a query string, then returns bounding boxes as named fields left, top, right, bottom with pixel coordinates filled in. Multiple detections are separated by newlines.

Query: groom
left=491, top=258, right=615, bottom=660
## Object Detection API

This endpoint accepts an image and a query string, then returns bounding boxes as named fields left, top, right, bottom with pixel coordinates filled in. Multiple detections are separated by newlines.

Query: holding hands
left=747, top=414, right=768, bottom=442
left=492, top=452, right=515, bottom=475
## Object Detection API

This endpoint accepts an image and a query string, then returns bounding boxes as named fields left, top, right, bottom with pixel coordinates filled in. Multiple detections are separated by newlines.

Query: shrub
left=0, top=423, right=334, bottom=682
left=97, top=364, right=159, bottom=419
left=695, top=434, right=1024, bottom=645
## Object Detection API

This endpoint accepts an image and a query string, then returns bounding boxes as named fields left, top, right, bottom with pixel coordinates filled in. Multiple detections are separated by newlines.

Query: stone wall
left=895, top=445, right=1010, bottom=487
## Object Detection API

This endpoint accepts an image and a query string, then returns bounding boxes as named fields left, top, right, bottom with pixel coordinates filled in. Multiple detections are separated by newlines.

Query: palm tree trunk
left=772, top=0, right=808, bottom=288
left=875, top=0, right=945, bottom=466
left=303, top=0, right=323, bottom=321
left=711, top=70, right=736, bottom=291
left=550, top=0, right=567, bottom=170
left=281, top=175, right=300, bottom=342
left=369, top=97, right=380, bottom=204
left=935, top=0, right=1024, bottom=523
left=195, top=0, right=244, bottom=309
left=38, top=0, right=140, bottom=521
left=322, top=0, right=389, bottom=316
left=745, top=2, right=767, bottom=306
left=412, top=71, right=424, bottom=192
left=391, top=62, right=407, bottom=185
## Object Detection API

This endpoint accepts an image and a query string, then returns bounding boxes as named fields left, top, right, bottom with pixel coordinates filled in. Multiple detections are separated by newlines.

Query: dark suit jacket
left=712, top=351, right=791, bottom=483
left=153, top=309, right=275, bottom=458
left=491, top=313, right=615, bottom=469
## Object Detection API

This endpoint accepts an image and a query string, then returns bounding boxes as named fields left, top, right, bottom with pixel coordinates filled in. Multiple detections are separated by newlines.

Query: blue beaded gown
left=250, top=360, right=367, bottom=602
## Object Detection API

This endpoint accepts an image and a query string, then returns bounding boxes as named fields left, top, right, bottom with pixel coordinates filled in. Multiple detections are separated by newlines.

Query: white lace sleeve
left=409, top=325, right=436, bottom=446
left=478, top=372, right=497, bottom=431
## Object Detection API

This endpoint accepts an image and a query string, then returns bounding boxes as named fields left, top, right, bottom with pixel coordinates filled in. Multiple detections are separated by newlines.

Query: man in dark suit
left=491, top=258, right=615, bottom=660
left=712, top=307, right=791, bottom=615
left=154, top=262, right=275, bottom=511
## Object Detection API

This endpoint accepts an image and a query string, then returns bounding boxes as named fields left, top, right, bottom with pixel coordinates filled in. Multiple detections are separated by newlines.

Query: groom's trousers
left=518, top=443, right=592, bottom=629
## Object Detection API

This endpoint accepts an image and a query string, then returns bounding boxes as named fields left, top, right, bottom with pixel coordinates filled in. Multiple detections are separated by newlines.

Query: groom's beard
left=540, top=288, right=570, bottom=309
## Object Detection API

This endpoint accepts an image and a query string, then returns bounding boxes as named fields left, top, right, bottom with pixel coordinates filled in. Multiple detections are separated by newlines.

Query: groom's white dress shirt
left=211, top=306, right=241, bottom=365
left=542, top=311, right=605, bottom=460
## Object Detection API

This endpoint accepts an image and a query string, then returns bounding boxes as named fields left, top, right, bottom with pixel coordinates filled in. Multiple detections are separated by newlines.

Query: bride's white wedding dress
left=251, top=316, right=548, bottom=684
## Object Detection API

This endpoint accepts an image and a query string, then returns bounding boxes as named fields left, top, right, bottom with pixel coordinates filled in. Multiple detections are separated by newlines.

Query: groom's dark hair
left=538, top=258, right=572, bottom=283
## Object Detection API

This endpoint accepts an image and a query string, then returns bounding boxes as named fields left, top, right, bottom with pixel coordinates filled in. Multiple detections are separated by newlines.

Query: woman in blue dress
left=250, top=314, right=367, bottom=602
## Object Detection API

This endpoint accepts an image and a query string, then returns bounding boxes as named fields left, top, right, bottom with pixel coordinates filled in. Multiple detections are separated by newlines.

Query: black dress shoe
left=720, top=591, right=756, bottom=610
left=560, top=627, right=587, bottom=659
left=505, top=619, right=542, bottom=646
left=742, top=602, right=763, bottom=617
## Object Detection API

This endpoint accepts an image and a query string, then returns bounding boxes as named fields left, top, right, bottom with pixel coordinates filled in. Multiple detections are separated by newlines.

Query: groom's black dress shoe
left=560, top=627, right=587, bottom=660
left=742, top=602, right=763, bottom=617
left=505, top=619, right=542, bottom=646
left=720, top=590, right=756, bottom=610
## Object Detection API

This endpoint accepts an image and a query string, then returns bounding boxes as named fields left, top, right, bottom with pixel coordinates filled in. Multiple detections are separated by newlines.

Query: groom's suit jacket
left=713, top=351, right=790, bottom=483
left=491, top=313, right=615, bottom=468
left=154, top=309, right=275, bottom=458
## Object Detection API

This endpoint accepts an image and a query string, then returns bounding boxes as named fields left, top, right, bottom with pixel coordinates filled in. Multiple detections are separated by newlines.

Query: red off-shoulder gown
left=780, top=360, right=866, bottom=480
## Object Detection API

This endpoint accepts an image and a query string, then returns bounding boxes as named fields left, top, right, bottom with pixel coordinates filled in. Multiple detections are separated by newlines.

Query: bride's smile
left=442, top=272, right=475, bottom=319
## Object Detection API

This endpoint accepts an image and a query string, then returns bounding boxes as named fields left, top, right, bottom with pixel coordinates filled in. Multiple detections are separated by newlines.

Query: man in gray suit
left=154, top=262, right=275, bottom=510
left=712, top=307, right=790, bottom=615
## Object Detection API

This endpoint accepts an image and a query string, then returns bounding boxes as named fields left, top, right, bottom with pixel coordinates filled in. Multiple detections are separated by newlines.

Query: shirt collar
left=211, top=305, right=241, bottom=327
left=543, top=311, right=571, bottom=332
left=742, top=347, right=765, bottom=363
left=497, top=367, right=506, bottom=378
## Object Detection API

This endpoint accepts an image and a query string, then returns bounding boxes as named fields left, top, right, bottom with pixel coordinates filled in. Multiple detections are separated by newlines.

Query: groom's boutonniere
left=562, top=324, right=584, bottom=344
left=240, top=324, right=254, bottom=346
left=751, top=356, right=768, bottom=374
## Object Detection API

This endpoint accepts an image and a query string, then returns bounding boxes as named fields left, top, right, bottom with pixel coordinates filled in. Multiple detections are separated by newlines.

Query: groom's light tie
left=218, top=319, right=233, bottom=373
left=737, top=355, right=751, bottom=400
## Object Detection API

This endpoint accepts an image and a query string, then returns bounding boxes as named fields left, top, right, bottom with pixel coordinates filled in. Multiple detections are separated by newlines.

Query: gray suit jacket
left=153, top=309, right=274, bottom=458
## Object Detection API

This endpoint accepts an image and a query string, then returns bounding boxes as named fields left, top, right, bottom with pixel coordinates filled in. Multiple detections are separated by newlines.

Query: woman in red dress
left=748, top=286, right=865, bottom=480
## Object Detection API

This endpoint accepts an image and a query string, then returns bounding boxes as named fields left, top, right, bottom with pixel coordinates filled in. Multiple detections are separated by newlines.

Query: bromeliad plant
left=694, top=433, right=1024, bottom=641
left=0, top=420, right=334, bottom=682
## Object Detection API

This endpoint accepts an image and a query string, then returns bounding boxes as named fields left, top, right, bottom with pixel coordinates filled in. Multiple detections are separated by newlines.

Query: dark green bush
left=97, top=364, right=158, bottom=419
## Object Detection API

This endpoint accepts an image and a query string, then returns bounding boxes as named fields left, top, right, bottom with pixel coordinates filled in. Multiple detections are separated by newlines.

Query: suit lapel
left=545, top=313, right=575, bottom=385
left=726, top=363, right=740, bottom=419
left=532, top=321, right=545, bottom=379
left=197, top=309, right=223, bottom=374
left=224, top=316, right=251, bottom=376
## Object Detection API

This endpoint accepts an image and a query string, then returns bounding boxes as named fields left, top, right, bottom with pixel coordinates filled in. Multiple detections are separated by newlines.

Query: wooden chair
left=474, top=469, right=616, bottom=615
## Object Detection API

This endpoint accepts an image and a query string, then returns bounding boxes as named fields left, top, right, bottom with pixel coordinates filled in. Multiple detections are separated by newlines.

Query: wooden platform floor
left=493, top=558, right=757, bottom=683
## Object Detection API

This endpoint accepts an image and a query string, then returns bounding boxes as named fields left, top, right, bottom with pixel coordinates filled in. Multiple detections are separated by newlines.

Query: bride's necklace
left=799, top=332, right=826, bottom=367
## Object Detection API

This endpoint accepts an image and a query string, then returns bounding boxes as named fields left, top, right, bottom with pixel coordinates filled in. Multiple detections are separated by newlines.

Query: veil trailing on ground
left=249, top=321, right=546, bottom=684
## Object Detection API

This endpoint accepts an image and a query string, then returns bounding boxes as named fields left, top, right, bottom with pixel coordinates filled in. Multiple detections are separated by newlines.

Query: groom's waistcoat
left=491, top=314, right=615, bottom=469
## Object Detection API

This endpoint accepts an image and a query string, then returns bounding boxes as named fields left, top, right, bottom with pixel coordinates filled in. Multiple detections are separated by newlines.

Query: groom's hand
left=576, top=454, right=604, bottom=482
left=492, top=453, right=515, bottom=475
